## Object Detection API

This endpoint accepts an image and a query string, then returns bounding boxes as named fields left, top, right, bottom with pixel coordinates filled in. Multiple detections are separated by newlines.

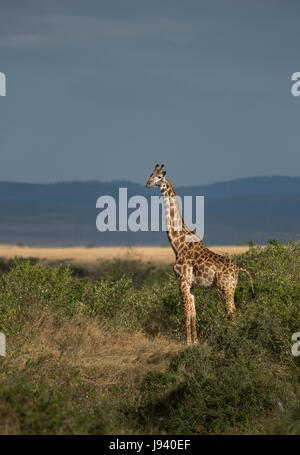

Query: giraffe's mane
left=166, top=178, right=176, bottom=195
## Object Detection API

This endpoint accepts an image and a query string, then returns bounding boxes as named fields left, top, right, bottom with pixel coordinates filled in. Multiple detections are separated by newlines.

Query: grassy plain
left=0, top=244, right=252, bottom=266
left=0, top=240, right=299, bottom=434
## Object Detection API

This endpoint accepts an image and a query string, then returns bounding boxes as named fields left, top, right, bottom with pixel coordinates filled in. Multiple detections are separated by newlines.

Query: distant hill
left=0, top=176, right=299, bottom=246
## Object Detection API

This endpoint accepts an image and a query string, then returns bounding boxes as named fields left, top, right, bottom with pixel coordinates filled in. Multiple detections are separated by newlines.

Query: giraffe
left=146, top=164, right=255, bottom=345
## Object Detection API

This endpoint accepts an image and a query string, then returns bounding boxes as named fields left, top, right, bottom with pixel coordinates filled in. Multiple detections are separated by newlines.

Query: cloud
left=0, top=33, right=57, bottom=47
left=0, top=11, right=199, bottom=48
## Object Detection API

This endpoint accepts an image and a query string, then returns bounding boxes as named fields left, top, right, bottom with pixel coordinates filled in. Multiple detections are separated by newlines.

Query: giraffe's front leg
left=179, top=281, right=193, bottom=345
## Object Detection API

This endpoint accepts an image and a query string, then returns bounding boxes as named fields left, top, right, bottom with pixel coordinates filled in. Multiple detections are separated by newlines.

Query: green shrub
left=0, top=360, right=108, bottom=434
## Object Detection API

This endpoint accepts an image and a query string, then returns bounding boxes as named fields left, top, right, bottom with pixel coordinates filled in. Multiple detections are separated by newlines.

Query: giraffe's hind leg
left=224, top=294, right=236, bottom=324
left=216, top=273, right=238, bottom=324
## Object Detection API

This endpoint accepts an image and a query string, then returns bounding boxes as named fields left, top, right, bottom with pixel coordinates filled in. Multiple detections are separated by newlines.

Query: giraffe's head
left=146, top=164, right=166, bottom=188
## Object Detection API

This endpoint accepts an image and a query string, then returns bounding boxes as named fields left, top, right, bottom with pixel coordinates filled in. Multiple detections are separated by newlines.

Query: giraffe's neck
left=160, top=178, right=191, bottom=256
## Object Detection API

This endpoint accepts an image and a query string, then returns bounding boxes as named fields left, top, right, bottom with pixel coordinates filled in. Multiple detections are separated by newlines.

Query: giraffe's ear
left=162, top=171, right=166, bottom=176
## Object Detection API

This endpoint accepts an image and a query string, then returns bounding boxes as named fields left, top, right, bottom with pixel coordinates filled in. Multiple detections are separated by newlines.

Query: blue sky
left=0, top=0, right=299, bottom=185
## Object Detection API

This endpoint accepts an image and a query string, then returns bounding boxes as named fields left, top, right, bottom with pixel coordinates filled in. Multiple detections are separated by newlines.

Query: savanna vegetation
left=0, top=240, right=299, bottom=434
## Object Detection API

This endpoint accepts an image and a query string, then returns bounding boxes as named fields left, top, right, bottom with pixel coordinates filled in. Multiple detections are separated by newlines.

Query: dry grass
left=0, top=244, right=254, bottom=266
left=7, top=311, right=181, bottom=394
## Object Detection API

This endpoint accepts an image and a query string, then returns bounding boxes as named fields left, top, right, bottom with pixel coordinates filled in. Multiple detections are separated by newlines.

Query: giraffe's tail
left=238, top=268, right=255, bottom=299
